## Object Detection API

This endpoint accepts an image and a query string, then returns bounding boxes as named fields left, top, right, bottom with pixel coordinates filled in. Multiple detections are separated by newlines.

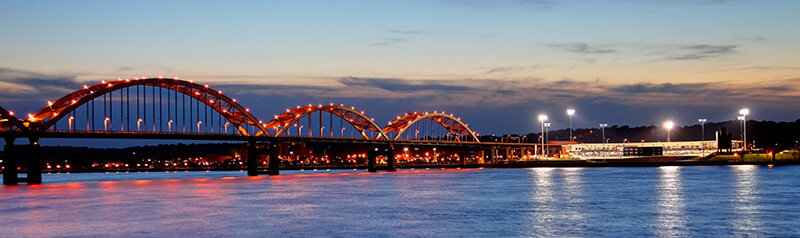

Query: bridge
left=1, top=77, right=543, bottom=185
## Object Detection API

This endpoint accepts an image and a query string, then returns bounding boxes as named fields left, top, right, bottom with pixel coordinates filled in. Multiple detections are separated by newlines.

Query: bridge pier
left=2, top=137, right=42, bottom=185
left=267, top=146, right=279, bottom=176
left=386, top=147, right=396, bottom=172
left=247, top=141, right=258, bottom=176
left=3, top=137, right=17, bottom=185
left=26, top=138, right=42, bottom=184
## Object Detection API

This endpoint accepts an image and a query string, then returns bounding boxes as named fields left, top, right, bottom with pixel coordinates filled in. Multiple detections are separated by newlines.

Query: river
left=2, top=166, right=799, bottom=237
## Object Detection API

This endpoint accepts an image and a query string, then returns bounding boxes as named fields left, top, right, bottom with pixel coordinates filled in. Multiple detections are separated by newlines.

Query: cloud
left=0, top=68, right=82, bottom=99
left=370, top=38, right=407, bottom=48
left=338, top=76, right=473, bottom=93
left=550, top=43, right=618, bottom=54
left=667, top=44, right=737, bottom=60
left=485, top=66, right=523, bottom=74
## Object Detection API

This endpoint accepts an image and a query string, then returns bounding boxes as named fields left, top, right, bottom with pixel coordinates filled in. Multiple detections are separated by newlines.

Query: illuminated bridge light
left=158, top=75, right=163, bottom=79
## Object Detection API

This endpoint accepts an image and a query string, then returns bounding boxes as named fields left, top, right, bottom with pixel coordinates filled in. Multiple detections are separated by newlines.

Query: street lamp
left=698, top=119, right=707, bottom=155
left=104, top=117, right=110, bottom=131
left=567, top=109, right=575, bottom=142
left=739, top=108, right=749, bottom=150
left=68, top=116, right=74, bottom=131
left=544, top=122, right=551, bottom=144
left=544, top=122, right=551, bottom=156
left=539, top=114, right=548, bottom=157
left=600, top=123, right=608, bottom=160
left=664, top=121, right=674, bottom=142
left=197, top=121, right=202, bottom=133
left=137, top=118, right=143, bottom=132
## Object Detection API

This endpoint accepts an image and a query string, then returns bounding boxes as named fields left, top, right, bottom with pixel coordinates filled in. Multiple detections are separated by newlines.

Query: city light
left=698, top=119, right=707, bottom=154
left=567, top=109, right=575, bottom=142
left=539, top=114, right=548, bottom=157
left=664, top=121, right=674, bottom=142
left=739, top=108, right=749, bottom=150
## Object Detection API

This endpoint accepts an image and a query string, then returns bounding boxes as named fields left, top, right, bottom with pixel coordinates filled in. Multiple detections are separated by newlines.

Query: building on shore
left=561, top=140, right=744, bottom=159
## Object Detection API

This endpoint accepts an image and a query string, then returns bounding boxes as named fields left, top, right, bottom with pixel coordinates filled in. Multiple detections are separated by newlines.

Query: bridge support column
left=367, top=149, right=377, bottom=172
left=386, top=148, right=396, bottom=172
left=267, top=146, right=280, bottom=176
left=247, top=141, right=258, bottom=176
left=26, top=138, right=42, bottom=184
left=3, top=137, right=17, bottom=185
left=477, top=150, right=485, bottom=164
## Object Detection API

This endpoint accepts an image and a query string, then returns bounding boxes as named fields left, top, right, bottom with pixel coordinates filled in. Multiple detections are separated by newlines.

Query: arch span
left=26, top=77, right=270, bottom=136
left=263, top=104, right=387, bottom=140
left=0, top=106, right=28, bottom=132
left=383, top=112, right=479, bottom=142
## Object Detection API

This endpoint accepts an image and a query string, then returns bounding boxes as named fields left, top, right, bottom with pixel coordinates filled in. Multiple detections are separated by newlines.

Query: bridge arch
left=0, top=106, right=28, bottom=132
left=26, top=77, right=270, bottom=136
left=383, top=112, right=479, bottom=142
left=263, top=104, right=388, bottom=140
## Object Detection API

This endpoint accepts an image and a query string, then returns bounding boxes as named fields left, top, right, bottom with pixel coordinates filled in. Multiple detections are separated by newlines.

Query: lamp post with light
left=544, top=122, right=551, bottom=156
left=539, top=114, right=548, bottom=157
left=567, top=109, right=575, bottom=142
left=664, top=121, right=674, bottom=142
left=698, top=119, right=707, bottom=155
left=600, top=123, right=607, bottom=160
left=739, top=108, right=749, bottom=150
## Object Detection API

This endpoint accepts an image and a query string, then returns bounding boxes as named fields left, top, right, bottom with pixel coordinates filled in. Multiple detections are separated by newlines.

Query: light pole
left=739, top=108, right=749, bottom=150
left=567, top=109, right=575, bottom=142
left=539, top=114, right=548, bottom=157
left=664, top=121, right=674, bottom=142
left=698, top=119, right=707, bottom=155
left=544, top=122, right=551, bottom=156
left=599, top=124, right=607, bottom=160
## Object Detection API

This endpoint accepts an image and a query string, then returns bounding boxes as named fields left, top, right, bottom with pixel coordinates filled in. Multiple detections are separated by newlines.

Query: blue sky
left=1, top=0, right=799, bottom=138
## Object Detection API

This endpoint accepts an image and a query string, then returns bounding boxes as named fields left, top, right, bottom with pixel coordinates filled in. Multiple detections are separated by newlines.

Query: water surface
left=2, top=166, right=798, bottom=237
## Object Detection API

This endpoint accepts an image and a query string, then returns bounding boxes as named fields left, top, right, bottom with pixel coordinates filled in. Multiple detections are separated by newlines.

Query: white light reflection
left=559, top=167, right=586, bottom=234
left=731, top=165, right=763, bottom=236
left=527, top=167, right=557, bottom=236
left=654, top=166, right=687, bottom=237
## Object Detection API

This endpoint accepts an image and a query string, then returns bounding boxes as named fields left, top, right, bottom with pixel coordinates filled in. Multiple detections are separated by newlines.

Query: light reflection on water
left=2, top=166, right=800, bottom=237
left=731, top=165, right=763, bottom=236
left=654, top=166, right=686, bottom=237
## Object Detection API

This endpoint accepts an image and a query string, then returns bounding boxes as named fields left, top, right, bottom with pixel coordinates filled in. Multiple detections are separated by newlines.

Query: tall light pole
left=664, top=121, right=674, bottom=142
left=600, top=123, right=608, bottom=160
left=739, top=108, right=749, bottom=150
left=567, top=109, right=575, bottom=142
left=539, top=114, right=548, bottom=157
left=698, top=119, right=707, bottom=155
left=544, top=122, right=551, bottom=156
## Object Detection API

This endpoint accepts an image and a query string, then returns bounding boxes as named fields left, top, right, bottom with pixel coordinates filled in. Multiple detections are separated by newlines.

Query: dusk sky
left=2, top=0, right=799, bottom=137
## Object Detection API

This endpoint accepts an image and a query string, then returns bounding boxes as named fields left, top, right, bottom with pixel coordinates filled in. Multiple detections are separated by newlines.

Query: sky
left=1, top=0, right=799, bottom=139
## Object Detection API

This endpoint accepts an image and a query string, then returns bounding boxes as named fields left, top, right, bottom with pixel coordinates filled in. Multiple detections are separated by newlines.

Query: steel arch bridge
left=263, top=104, right=388, bottom=140
left=1, top=77, right=481, bottom=143
left=24, top=77, right=270, bottom=136
left=383, top=112, right=480, bottom=142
